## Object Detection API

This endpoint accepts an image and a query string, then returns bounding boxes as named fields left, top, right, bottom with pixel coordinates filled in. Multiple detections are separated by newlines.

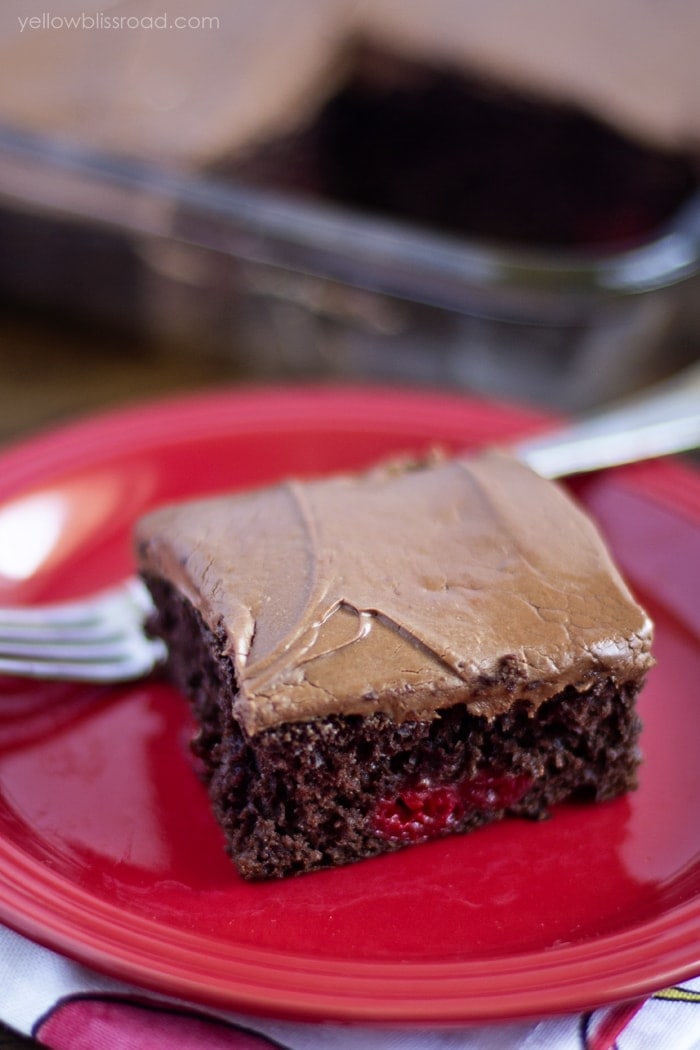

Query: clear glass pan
left=0, top=124, right=698, bottom=409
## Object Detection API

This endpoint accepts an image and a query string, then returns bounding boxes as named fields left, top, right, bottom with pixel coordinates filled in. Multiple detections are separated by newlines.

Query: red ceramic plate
left=0, top=386, right=697, bottom=1025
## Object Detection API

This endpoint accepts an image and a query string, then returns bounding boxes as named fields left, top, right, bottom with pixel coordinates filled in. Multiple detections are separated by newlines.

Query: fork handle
left=514, top=360, right=700, bottom=478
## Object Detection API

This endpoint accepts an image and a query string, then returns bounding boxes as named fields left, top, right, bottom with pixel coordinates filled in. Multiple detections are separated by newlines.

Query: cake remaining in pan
left=135, top=450, right=653, bottom=879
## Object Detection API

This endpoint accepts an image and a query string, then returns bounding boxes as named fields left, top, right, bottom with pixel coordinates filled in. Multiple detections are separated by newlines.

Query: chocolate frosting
left=135, top=451, right=653, bottom=736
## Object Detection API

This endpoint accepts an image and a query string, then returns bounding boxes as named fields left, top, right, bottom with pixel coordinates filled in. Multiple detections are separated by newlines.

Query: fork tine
left=0, top=596, right=117, bottom=629
left=0, top=579, right=167, bottom=682
left=0, top=638, right=135, bottom=660
left=0, top=637, right=167, bottom=681
left=0, top=621, right=123, bottom=644
left=0, top=606, right=99, bottom=627
left=0, top=652, right=162, bottom=682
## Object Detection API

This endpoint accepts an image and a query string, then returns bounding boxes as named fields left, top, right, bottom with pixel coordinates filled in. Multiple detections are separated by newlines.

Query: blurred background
left=1, top=0, right=700, bottom=451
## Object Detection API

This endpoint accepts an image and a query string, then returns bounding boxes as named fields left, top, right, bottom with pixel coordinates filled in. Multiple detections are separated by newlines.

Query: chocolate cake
left=135, top=451, right=654, bottom=880
left=219, top=43, right=698, bottom=250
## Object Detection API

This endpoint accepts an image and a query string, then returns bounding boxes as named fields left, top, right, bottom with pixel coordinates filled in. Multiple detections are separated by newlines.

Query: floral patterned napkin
left=1, top=925, right=699, bottom=1049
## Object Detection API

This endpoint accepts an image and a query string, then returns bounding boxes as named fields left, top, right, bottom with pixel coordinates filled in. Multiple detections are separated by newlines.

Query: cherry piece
left=373, top=770, right=533, bottom=844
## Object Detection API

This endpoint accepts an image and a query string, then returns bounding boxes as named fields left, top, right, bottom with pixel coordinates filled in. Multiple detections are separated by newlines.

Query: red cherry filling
left=460, top=771, right=534, bottom=810
left=373, top=770, right=533, bottom=843
left=373, top=785, right=463, bottom=843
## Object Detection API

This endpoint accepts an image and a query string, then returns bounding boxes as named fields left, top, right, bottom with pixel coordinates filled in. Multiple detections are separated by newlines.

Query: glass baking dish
left=0, top=123, right=699, bottom=411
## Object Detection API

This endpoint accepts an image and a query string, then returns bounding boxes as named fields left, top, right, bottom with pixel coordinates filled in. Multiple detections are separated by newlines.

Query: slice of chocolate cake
left=135, top=451, right=653, bottom=880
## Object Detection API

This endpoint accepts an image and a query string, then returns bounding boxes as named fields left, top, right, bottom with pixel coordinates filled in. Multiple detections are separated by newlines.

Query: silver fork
left=1, top=362, right=699, bottom=684
left=0, top=576, right=166, bottom=682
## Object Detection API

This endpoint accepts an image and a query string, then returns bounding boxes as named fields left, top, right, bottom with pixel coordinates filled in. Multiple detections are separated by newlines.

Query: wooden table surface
left=0, top=303, right=246, bottom=448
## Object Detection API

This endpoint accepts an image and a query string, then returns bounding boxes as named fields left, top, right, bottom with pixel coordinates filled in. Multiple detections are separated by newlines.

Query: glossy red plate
left=0, top=386, right=698, bottom=1025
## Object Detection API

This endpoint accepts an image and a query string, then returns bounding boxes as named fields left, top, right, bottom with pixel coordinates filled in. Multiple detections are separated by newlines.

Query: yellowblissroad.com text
left=17, top=11, right=221, bottom=32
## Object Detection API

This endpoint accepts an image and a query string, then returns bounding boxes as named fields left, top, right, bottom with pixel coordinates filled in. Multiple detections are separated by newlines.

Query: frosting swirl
left=136, top=450, right=653, bottom=735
